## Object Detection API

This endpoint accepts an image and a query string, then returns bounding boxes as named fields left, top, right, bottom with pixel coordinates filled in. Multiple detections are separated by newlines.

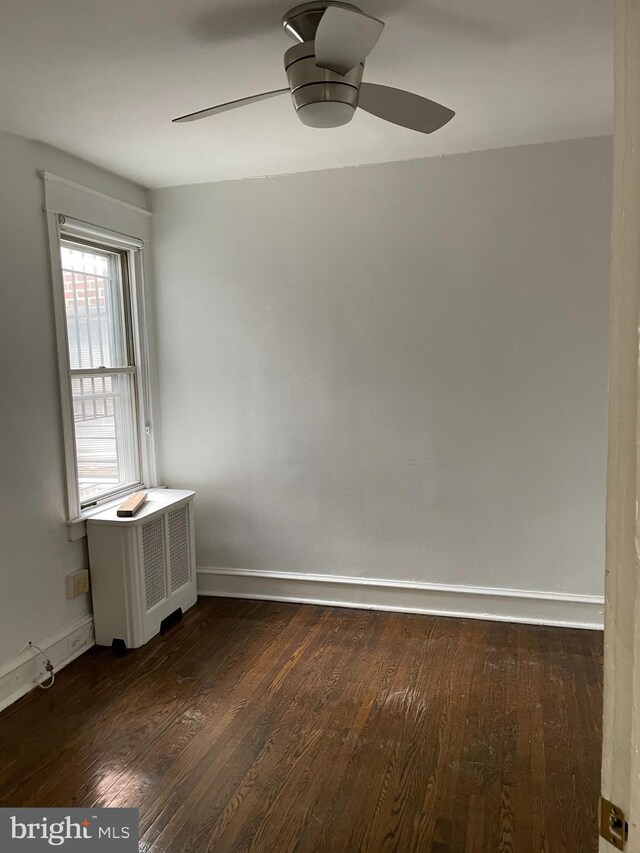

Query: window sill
left=65, top=486, right=167, bottom=540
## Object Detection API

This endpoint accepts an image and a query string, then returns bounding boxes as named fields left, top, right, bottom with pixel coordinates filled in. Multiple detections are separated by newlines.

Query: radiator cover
left=87, top=489, right=197, bottom=648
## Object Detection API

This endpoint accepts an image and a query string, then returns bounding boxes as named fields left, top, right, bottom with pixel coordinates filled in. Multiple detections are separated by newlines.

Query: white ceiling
left=0, top=0, right=613, bottom=188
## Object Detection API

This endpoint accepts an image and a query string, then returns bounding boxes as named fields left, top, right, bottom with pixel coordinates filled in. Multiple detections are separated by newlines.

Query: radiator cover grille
left=168, top=505, right=191, bottom=592
left=142, top=517, right=166, bottom=610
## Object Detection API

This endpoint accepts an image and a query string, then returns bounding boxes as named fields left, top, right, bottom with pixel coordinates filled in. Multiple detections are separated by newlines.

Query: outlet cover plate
left=66, top=569, right=89, bottom=599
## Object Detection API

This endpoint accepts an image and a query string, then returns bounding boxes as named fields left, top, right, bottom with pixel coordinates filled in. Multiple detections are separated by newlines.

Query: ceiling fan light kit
left=173, top=2, right=455, bottom=135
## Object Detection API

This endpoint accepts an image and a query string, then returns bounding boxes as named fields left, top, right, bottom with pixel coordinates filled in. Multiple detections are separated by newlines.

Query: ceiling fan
left=173, top=1, right=455, bottom=133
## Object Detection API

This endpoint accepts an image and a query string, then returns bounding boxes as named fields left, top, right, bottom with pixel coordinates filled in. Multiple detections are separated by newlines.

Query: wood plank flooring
left=0, top=598, right=603, bottom=852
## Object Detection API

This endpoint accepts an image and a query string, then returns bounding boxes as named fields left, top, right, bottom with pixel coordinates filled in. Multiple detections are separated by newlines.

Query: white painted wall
left=0, top=130, right=149, bottom=669
left=152, top=136, right=611, bottom=603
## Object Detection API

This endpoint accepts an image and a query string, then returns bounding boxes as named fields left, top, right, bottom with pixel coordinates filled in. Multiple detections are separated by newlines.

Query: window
left=61, top=238, right=141, bottom=506
left=43, top=171, right=158, bottom=523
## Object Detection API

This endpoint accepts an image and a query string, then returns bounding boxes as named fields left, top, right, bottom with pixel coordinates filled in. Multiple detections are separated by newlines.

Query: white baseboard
left=0, top=614, right=95, bottom=714
left=197, top=567, right=604, bottom=630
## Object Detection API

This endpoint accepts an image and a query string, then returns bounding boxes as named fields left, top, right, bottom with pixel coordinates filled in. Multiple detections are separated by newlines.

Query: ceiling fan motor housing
left=282, top=2, right=364, bottom=128
left=284, top=41, right=362, bottom=127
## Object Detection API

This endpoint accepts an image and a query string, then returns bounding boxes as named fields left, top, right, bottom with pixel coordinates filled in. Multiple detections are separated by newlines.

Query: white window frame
left=43, top=173, right=161, bottom=525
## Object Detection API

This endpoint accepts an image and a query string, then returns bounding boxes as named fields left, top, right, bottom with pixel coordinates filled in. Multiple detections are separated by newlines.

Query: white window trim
left=42, top=172, right=162, bottom=526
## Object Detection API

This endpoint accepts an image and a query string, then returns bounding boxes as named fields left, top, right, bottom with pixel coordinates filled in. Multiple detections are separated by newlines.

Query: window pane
left=71, top=372, right=139, bottom=502
left=61, top=243, right=129, bottom=369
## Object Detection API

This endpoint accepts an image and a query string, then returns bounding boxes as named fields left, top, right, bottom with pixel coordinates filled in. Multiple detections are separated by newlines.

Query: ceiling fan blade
left=358, top=83, right=455, bottom=134
left=315, top=6, right=384, bottom=75
left=172, top=88, right=289, bottom=123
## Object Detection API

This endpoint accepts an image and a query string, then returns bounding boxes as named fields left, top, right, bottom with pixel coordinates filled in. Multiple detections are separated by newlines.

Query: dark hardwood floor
left=0, top=598, right=602, bottom=852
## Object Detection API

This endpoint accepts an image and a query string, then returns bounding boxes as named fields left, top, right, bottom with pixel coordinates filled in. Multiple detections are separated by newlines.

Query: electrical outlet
left=68, top=628, right=89, bottom=653
left=66, top=569, right=89, bottom=599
